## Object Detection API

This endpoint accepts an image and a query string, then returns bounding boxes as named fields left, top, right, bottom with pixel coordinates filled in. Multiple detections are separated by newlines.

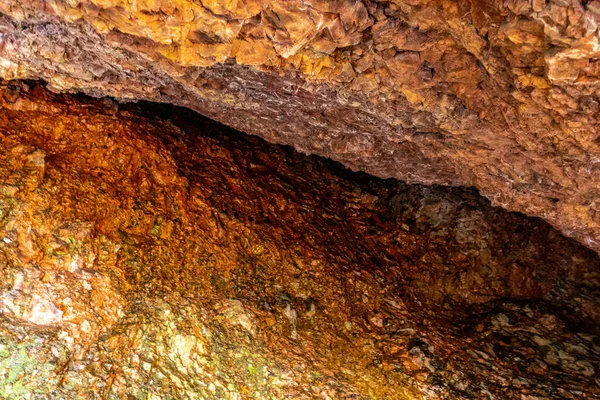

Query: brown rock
left=0, top=82, right=598, bottom=399
left=0, top=0, right=599, bottom=255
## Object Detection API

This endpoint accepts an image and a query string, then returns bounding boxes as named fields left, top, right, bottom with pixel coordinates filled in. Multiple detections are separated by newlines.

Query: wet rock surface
left=0, top=0, right=599, bottom=254
left=0, top=82, right=598, bottom=398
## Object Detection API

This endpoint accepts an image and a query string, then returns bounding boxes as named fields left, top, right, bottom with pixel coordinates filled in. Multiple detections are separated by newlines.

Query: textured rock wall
left=0, top=81, right=599, bottom=399
left=0, top=1, right=598, bottom=252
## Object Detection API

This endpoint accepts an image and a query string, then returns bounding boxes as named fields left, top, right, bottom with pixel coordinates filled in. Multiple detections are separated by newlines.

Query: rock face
left=0, top=81, right=599, bottom=399
left=0, top=1, right=598, bottom=252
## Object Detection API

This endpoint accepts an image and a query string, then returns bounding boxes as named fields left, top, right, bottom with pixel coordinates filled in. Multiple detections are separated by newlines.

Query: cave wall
left=0, top=81, right=599, bottom=399
left=0, top=0, right=599, bottom=252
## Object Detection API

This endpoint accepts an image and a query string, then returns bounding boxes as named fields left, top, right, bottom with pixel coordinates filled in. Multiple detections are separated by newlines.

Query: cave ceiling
left=0, top=81, right=598, bottom=399
left=0, top=0, right=598, bottom=252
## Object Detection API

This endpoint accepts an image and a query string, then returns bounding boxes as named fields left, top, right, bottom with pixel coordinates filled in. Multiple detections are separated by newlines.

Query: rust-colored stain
left=0, top=82, right=597, bottom=398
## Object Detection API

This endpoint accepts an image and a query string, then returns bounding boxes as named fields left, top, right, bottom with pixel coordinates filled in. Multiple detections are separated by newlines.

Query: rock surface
left=0, top=0, right=598, bottom=252
left=0, top=81, right=599, bottom=399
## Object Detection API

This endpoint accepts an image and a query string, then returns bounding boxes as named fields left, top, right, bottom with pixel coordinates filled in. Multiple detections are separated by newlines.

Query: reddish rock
left=0, top=0, right=598, bottom=253
left=0, top=81, right=598, bottom=399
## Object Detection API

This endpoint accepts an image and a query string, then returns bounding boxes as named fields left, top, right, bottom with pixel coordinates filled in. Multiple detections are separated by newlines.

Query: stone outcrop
left=0, top=1, right=598, bottom=253
left=0, top=81, right=599, bottom=399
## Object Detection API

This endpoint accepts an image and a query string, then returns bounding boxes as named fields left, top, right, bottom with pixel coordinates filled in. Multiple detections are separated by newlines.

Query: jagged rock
left=0, top=1, right=598, bottom=253
left=0, top=81, right=598, bottom=399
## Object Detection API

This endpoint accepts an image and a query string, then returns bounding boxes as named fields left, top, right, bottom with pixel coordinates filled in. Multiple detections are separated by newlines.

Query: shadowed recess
left=0, top=81, right=598, bottom=399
